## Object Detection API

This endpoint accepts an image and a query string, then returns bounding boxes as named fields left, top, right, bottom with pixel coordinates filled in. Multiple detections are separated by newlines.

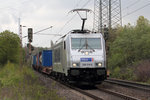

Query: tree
left=136, top=16, right=149, bottom=31
left=108, top=16, right=150, bottom=70
left=0, top=30, right=20, bottom=65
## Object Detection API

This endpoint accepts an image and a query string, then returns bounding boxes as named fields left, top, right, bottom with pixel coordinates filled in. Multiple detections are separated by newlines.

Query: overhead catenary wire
left=74, top=0, right=84, bottom=8
left=57, top=0, right=91, bottom=35
left=34, top=26, right=53, bottom=34
left=122, top=0, right=141, bottom=11
left=22, top=26, right=53, bottom=38
left=35, top=33, right=62, bottom=36
left=55, top=0, right=86, bottom=34
left=50, top=0, right=92, bottom=43
left=23, top=0, right=91, bottom=41
left=123, top=2, right=150, bottom=18
left=82, top=0, right=91, bottom=8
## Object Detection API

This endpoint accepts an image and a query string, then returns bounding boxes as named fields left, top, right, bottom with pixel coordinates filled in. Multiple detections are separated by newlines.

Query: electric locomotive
left=51, top=29, right=107, bottom=85
left=51, top=9, right=107, bottom=85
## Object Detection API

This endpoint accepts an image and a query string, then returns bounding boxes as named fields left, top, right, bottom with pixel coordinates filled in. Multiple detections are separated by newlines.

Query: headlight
left=97, top=63, right=102, bottom=67
left=72, top=63, right=77, bottom=67
left=85, top=51, right=89, bottom=55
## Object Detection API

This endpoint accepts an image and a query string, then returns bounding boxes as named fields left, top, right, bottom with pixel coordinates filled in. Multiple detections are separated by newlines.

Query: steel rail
left=39, top=72, right=103, bottom=100
left=97, top=87, right=140, bottom=100
left=44, top=74, right=140, bottom=100
left=34, top=70, right=141, bottom=100
left=68, top=86, right=103, bottom=100
left=105, top=78, right=150, bottom=92
left=50, top=77, right=103, bottom=100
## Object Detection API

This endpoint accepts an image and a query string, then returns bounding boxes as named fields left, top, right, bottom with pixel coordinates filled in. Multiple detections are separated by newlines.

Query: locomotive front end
left=68, top=33, right=107, bottom=85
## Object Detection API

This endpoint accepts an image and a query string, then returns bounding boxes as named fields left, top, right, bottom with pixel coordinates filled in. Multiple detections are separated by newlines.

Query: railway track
left=44, top=74, right=141, bottom=100
left=97, top=87, right=140, bottom=100
left=54, top=79, right=140, bottom=100
left=67, top=85, right=103, bottom=100
left=35, top=70, right=144, bottom=100
left=68, top=84, right=141, bottom=100
left=105, top=78, right=150, bottom=92
left=42, top=73, right=103, bottom=100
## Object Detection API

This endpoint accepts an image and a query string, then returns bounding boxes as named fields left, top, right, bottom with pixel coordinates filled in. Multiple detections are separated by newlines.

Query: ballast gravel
left=35, top=71, right=93, bottom=100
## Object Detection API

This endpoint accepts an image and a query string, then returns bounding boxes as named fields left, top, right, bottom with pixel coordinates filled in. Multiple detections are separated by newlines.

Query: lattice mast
left=93, top=0, right=109, bottom=33
left=93, top=0, right=122, bottom=33
left=109, top=0, right=122, bottom=29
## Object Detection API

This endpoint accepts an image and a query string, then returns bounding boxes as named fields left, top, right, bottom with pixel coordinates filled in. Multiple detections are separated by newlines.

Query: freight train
left=32, top=9, right=107, bottom=85
left=32, top=29, right=107, bottom=85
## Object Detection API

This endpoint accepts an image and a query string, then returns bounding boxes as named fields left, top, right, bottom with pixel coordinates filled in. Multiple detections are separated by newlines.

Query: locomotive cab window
left=71, top=38, right=102, bottom=49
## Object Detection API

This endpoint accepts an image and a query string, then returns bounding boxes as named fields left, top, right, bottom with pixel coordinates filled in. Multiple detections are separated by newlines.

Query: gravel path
left=35, top=71, right=93, bottom=100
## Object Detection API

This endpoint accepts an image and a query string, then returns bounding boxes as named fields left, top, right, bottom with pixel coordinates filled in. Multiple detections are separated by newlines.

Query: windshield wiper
left=78, top=38, right=85, bottom=52
left=78, top=43, right=86, bottom=52
left=78, top=39, right=95, bottom=52
left=86, top=44, right=95, bottom=52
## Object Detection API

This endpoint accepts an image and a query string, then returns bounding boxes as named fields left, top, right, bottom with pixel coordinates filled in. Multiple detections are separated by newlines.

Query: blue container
left=42, top=50, right=52, bottom=67
left=36, top=53, right=40, bottom=66
left=33, top=55, right=37, bottom=66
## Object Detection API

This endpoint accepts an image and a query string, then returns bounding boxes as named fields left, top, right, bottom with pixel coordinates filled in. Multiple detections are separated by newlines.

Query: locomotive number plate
left=81, top=63, right=94, bottom=67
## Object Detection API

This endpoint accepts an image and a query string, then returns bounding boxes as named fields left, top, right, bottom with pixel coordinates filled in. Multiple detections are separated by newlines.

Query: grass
left=0, top=62, right=64, bottom=100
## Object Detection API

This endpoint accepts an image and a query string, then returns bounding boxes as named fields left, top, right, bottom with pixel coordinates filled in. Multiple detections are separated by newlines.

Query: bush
left=135, top=60, right=150, bottom=82
left=0, top=62, right=23, bottom=87
left=111, top=66, right=121, bottom=78
left=0, top=62, right=64, bottom=100
left=110, top=66, right=136, bottom=80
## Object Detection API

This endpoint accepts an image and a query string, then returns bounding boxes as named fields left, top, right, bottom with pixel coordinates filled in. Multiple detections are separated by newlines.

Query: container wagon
left=32, top=55, right=37, bottom=69
left=32, top=50, right=53, bottom=74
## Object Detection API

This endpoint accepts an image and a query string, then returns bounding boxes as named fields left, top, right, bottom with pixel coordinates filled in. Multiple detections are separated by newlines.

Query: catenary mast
left=93, top=0, right=122, bottom=33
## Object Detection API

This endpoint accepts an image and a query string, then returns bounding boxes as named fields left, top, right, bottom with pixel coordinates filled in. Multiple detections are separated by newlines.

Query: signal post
left=27, top=28, right=33, bottom=66
left=28, top=28, right=33, bottom=55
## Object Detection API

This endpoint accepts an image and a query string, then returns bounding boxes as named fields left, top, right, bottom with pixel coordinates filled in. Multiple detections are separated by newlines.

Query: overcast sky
left=0, top=0, right=150, bottom=47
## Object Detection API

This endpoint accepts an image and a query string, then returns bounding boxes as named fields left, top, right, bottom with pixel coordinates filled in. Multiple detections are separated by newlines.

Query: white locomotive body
left=51, top=30, right=107, bottom=85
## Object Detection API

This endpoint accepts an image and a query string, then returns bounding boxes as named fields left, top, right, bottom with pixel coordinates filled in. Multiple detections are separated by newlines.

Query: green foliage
left=0, top=62, right=64, bottom=100
left=0, top=62, right=23, bottom=87
left=108, top=16, right=150, bottom=68
left=111, top=67, right=135, bottom=80
left=136, top=16, right=150, bottom=33
left=0, top=30, right=20, bottom=65
left=147, top=79, right=150, bottom=84
left=111, top=67, right=120, bottom=78
left=108, top=16, right=150, bottom=82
